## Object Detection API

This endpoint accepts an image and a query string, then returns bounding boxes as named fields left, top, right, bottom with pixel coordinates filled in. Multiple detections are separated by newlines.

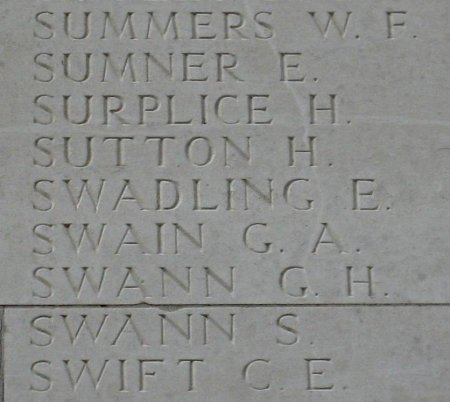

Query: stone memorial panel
left=4, top=306, right=450, bottom=401
left=0, top=0, right=446, bottom=304
left=0, top=0, right=449, bottom=400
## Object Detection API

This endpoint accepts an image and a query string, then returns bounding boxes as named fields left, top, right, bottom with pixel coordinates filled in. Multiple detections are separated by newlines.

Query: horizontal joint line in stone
left=0, top=303, right=449, bottom=309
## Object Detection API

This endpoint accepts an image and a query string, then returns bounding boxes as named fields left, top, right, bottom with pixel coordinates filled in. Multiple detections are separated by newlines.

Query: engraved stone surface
left=0, top=0, right=449, bottom=400
left=5, top=307, right=450, bottom=401
left=0, top=0, right=448, bottom=304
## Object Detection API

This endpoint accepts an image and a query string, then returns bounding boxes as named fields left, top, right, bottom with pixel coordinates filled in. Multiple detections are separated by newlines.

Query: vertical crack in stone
left=0, top=307, right=4, bottom=402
